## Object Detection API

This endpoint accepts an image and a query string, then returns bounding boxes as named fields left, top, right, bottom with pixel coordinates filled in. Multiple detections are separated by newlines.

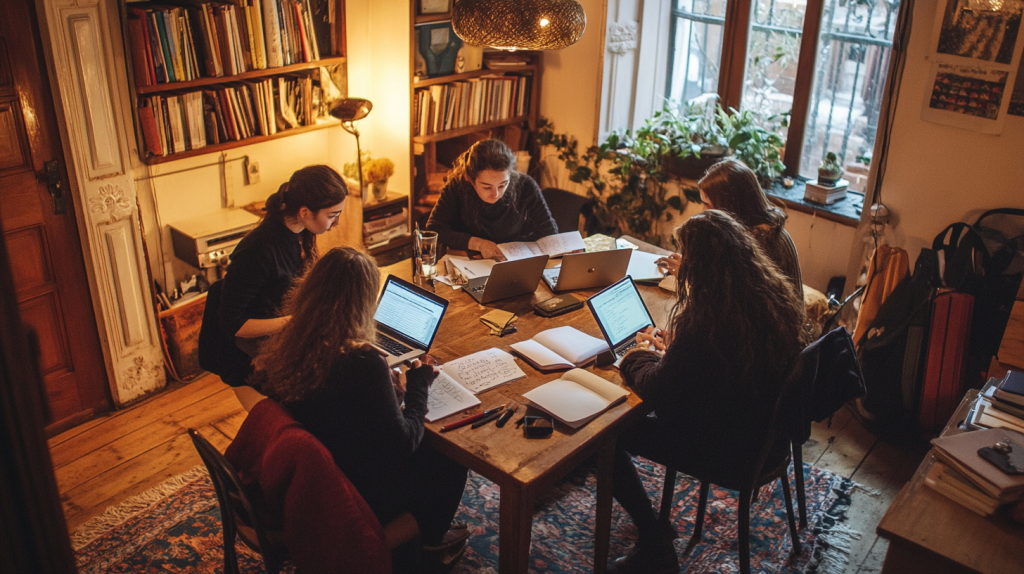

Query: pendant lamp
left=452, top=0, right=587, bottom=51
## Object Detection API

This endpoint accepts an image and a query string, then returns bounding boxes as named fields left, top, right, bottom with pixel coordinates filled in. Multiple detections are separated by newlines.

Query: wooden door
left=0, top=0, right=110, bottom=432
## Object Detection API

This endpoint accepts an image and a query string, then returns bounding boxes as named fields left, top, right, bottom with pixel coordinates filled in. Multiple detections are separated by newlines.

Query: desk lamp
left=329, top=98, right=373, bottom=195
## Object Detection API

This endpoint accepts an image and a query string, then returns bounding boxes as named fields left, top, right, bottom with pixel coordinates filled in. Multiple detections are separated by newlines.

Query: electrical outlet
left=245, top=160, right=261, bottom=185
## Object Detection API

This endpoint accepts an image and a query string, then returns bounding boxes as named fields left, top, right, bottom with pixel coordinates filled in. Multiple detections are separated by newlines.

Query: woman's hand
left=655, top=253, right=681, bottom=277
left=391, top=367, right=406, bottom=403
left=468, top=237, right=506, bottom=261
left=404, top=358, right=440, bottom=391
left=635, top=326, right=667, bottom=352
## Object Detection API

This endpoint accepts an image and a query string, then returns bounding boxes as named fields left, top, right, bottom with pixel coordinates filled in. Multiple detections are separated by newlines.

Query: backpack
left=858, top=249, right=941, bottom=432
left=932, top=208, right=1024, bottom=385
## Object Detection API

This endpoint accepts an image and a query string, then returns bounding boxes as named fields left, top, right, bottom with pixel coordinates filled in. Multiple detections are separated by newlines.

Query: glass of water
left=418, top=231, right=438, bottom=279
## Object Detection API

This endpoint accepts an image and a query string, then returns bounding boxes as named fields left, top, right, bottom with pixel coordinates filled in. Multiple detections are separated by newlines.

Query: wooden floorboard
left=52, top=375, right=931, bottom=572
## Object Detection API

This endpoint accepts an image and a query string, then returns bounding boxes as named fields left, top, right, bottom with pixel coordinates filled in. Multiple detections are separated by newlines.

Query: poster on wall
left=923, top=0, right=1024, bottom=131
left=1011, top=55, right=1024, bottom=115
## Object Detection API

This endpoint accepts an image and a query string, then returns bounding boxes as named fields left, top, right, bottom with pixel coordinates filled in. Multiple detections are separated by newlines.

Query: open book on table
left=498, top=231, right=585, bottom=261
left=509, top=326, right=608, bottom=371
left=522, top=369, right=630, bottom=428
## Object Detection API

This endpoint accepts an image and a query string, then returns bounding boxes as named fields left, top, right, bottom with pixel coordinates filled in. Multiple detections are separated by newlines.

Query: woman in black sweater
left=215, top=165, right=347, bottom=392
left=426, top=139, right=557, bottom=260
left=607, top=211, right=806, bottom=574
left=253, top=248, right=468, bottom=571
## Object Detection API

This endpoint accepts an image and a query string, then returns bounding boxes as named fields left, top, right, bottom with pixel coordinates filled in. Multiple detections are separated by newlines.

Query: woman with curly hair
left=427, top=139, right=557, bottom=260
left=253, top=248, right=468, bottom=572
left=607, top=211, right=806, bottom=574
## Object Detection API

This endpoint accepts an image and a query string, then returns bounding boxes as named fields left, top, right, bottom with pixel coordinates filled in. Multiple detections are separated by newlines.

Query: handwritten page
left=440, top=348, right=526, bottom=394
left=425, top=370, right=481, bottom=422
left=536, top=231, right=586, bottom=257
left=447, top=255, right=498, bottom=278
left=496, top=242, right=544, bottom=260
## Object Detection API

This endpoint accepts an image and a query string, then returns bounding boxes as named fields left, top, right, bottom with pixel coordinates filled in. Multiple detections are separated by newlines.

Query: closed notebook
left=995, top=370, right=1024, bottom=407
left=510, top=326, right=607, bottom=371
left=522, top=368, right=630, bottom=428
left=923, top=460, right=1001, bottom=516
left=930, top=427, right=1024, bottom=501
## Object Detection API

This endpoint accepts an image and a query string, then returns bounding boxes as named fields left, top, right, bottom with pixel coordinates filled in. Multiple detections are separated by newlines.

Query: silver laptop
left=373, top=275, right=449, bottom=367
left=587, top=276, right=656, bottom=367
left=464, top=254, right=549, bottom=304
left=542, top=249, right=632, bottom=292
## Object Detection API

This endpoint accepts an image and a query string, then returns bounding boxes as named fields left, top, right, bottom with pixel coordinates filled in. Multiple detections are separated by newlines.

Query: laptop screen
left=374, top=276, right=447, bottom=349
left=588, top=276, right=655, bottom=347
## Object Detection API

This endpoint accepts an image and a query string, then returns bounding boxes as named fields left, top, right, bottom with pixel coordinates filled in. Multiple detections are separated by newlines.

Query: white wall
left=868, top=0, right=1024, bottom=263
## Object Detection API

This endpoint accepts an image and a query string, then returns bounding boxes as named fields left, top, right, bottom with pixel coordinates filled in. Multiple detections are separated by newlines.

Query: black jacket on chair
left=791, top=326, right=866, bottom=444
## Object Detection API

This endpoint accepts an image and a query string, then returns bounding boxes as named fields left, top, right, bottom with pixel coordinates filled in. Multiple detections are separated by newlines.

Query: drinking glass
left=419, top=231, right=438, bottom=279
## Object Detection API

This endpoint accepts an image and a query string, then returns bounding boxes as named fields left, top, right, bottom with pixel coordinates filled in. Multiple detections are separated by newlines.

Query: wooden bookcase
left=119, top=0, right=348, bottom=165
left=408, top=4, right=542, bottom=228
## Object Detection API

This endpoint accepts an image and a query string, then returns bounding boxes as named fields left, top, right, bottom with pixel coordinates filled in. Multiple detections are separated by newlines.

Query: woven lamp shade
left=452, top=0, right=587, bottom=51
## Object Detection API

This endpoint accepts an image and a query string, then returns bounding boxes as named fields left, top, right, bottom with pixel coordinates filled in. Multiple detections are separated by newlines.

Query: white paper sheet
left=440, top=348, right=526, bottom=394
left=425, top=370, right=480, bottom=422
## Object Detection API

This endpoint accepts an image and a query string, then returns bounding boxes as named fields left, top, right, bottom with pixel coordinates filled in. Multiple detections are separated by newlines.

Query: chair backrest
left=188, top=428, right=284, bottom=567
left=541, top=188, right=594, bottom=234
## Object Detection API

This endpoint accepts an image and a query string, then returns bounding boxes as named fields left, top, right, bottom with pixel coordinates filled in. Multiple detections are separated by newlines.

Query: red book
left=126, top=8, right=155, bottom=86
left=138, top=102, right=163, bottom=156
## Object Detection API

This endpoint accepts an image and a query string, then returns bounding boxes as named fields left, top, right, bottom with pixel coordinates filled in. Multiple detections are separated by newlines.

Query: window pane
left=740, top=0, right=808, bottom=141
left=667, top=0, right=728, bottom=104
left=800, top=0, right=901, bottom=184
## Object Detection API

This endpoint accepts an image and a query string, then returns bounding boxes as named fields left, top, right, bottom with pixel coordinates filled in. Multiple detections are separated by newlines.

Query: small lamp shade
left=452, top=0, right=586, bottom=51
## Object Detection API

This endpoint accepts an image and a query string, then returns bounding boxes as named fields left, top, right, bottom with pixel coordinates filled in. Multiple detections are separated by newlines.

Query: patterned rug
left=73, top=458, right=860, bottom=574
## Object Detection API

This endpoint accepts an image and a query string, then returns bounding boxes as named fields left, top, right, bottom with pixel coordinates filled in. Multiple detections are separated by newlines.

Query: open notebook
left=509, top=326, right=608, bottom=371
left=522, top=369, right=630, bottom=428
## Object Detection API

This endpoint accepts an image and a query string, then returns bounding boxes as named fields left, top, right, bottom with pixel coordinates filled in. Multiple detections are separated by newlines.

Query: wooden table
left=876, top=390, right=1024, bottom=573
left=380, top=259, right=677, bottom=574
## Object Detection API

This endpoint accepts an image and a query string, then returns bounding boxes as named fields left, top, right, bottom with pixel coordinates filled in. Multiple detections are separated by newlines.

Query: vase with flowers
left=364, top=157, right=395, bottom=202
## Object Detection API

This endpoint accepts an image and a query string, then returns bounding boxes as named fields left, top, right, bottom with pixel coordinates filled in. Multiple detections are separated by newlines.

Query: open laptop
left=587, top=276, right=657, bottom=367
left=464, top=254, right=549, bottom=304
left=542, top=249, right=632, bottom=292
left=373, top=275, right=449, bottom=367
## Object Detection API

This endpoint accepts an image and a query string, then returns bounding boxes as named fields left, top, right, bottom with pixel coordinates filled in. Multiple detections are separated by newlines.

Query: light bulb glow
left=540, top=18, right=550, bottom=27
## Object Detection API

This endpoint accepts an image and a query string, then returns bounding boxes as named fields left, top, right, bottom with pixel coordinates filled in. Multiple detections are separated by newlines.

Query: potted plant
left=364, top=157, right=395, bottom=201
left=817, top=151, right=843, bottom=186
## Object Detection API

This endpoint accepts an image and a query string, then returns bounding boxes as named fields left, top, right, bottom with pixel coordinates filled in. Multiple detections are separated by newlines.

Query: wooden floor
left=50, top=372, right=931, bottom=572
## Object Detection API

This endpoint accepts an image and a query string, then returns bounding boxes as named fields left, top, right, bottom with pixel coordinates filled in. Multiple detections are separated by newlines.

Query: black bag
left=198, top=280, right=253, bottom=386
left=933, top=208, right=1024, bottom=385
left=858, top=249, right=941, bottom=431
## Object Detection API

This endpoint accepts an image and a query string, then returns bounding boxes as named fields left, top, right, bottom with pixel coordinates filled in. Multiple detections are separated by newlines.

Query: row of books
left=414, top=74, right=531, bottom=137
left=924, top=371, right=1024, bottom=516
left=126, top=0, right=334, bottom=87
left=139, top=76, right=322, bottom=157
left=363, top=206, right=408, bottom=249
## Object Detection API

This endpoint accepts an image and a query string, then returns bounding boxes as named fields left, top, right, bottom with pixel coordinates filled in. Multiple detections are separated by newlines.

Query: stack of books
left=803, top=178, right=849, bottom=205
left=925, top=425, right=1024, bottom=516
left=363, top=206, right=408, bottom=249
left=969, top=371, right=1024, bottom=434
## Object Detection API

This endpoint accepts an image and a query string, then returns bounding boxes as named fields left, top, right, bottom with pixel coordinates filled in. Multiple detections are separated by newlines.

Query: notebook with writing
left=542, top=248, right=632, bottom=292
left=587, top=276, right=656, bottom=367
left=373, top=275, right=449, bottom=367
left=464, top=254, right=549, bottom=304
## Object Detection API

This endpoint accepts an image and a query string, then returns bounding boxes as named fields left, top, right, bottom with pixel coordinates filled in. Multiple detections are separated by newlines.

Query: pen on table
left=471, top=407, right=507, bottom=429
left=495, top=404, right=518, bottom=428
left=440, top=403, right=507, bottom=433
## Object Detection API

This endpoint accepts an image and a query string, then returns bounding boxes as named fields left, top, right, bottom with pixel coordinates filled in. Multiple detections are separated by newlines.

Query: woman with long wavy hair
left=426, top=139, right=557, bottom=260
left=607, top=211, right=805, bottom=574
left=253, top=248, right=468, bottom=572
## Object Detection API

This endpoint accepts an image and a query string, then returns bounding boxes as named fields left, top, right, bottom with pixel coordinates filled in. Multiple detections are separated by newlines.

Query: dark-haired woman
left=253, top=248, right=468, bottom=572
left=607, top=211, right=806, bottom=574
left=217, top=165, right=347, bottom=392
left=658, top=159, right=803, bottom=299
left=426, top=139, right=557, bottom=260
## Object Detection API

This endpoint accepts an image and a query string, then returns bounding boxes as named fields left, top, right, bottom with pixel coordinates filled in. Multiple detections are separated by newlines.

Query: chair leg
left=689, top=481, right=709, bottom=547
left=222, top=522, right=241, bottom=574
left=659, top=466, right=677, bottom=526
left=738, top=487, right=751, bottom=574
left=779, top=475, right=801, bottom=553
left=792, top=440, right=807, bottom=527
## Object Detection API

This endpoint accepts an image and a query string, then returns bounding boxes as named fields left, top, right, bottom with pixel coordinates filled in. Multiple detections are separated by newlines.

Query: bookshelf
left=408, top=5, right=542, bottom=228
left=120, top=0, right=348, bottom=165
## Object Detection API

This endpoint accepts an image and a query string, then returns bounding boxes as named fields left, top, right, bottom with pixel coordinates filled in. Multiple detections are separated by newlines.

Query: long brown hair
left=261, top=164, right=348, bottom=263
left=670, top=210, right=803, bottom=382
left=445, top=139, right=521, bottom=204
left=699, top=159, right=786, bottom=231
left=254, top=248, right=379, bottom=402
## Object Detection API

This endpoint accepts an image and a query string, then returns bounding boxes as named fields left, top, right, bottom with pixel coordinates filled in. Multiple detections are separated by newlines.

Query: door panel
left=0, top=0, right=110, bottom=431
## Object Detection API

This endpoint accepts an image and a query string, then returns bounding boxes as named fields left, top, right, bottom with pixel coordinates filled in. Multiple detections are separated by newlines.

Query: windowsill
left=765, top=179, right=863, bottom=228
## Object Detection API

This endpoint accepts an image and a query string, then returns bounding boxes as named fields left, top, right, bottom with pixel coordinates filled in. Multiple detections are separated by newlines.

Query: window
left=666, top=0, right=901, bottom=179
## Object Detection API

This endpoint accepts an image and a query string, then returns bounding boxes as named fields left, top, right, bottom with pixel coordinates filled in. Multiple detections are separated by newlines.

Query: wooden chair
left=189, top=428, right=288, bottom=574
left=657, top=370, right=802, bottom=574
left=189, top=426, right=421, bottom=574
left=541, top=187, right=595, bottom=234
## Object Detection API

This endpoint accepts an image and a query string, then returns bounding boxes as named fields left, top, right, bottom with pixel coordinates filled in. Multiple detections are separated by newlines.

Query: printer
left=169, top=209, right=261, bottom=269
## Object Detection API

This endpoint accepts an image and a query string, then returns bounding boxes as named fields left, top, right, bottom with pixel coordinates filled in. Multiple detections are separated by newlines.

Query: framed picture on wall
left=415, top=21, right=463, bottom=77
left=419, top=0, right=451, bottom=16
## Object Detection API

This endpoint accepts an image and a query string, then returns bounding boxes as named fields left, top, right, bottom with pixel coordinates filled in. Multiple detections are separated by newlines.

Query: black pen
left=496, top=404, right=518, bottom=428
left=440, top=403, right=506, bottom=432
left=471, top=407, right=507, bottom=429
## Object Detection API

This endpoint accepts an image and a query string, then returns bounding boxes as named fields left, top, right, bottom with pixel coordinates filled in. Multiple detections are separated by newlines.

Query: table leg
left=594, top=438, right=616, bottom=574
left=499, top=483, right=535, bottom=574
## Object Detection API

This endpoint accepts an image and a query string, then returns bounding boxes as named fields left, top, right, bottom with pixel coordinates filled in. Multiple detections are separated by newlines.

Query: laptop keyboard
left=615, top=340, right=638, bottom=358
left=376, top=333, right=413, bottom=356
